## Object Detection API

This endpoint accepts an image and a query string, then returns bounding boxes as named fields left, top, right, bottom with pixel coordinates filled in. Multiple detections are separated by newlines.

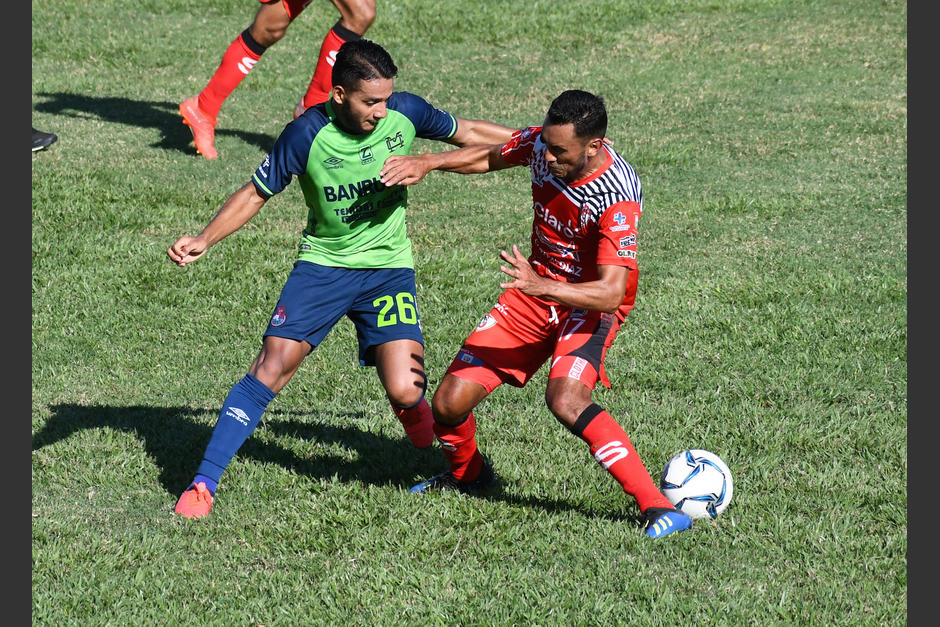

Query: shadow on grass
left=34, top=92, right=276, bottom=156
left=33, top=403, right=635, bottom=523
left=32, top=403, right=439, bottom=495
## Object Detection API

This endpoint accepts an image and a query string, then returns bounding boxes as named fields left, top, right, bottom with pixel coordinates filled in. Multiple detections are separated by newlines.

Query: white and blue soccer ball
left=660, top=449, right=733, bottom=520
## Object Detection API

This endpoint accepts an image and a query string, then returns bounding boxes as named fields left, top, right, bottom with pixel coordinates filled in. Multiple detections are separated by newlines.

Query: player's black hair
left=332, top=39, right=398, bottom=90
left=546, top=90, right=607, bottom=139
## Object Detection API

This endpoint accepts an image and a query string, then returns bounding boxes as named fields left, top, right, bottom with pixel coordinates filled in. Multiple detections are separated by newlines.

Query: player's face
left=540, top=122, right=602, bottom=183
left=333, top=77, right=394, bottom=134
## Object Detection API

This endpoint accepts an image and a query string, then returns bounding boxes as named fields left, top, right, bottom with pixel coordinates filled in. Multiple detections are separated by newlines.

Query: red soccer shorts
left=445, top=287, right=623, bottom=394
left=261, top=0, right=313, bottom=20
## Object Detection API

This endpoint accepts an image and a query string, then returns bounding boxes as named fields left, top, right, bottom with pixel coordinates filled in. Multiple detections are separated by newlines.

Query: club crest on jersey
left=385, top=131, right=404, bottom=152
left=359, top=146, right=375, bottom=165
left=580, top=204, right=595, bottom=229
left=270, top=304, right=287, bottom=327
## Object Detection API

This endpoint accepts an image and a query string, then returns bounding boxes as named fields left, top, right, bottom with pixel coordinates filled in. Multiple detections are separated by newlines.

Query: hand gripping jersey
left=500, top=126, right=644, bottom=321
left=252, top=92, right=458, bottom=269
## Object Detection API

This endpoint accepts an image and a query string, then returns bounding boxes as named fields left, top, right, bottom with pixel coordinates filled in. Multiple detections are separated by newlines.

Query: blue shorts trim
left=264, top=261, right=424, bottom=366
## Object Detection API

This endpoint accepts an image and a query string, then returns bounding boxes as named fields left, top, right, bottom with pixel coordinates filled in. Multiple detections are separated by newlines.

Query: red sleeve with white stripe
left=499, top=126, right=542, bottom=166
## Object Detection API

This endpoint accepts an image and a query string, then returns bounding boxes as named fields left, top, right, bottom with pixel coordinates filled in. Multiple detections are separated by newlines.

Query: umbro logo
left=323, top=156, right=344, bottom=169
left=225, top=407, right=251, bottom=426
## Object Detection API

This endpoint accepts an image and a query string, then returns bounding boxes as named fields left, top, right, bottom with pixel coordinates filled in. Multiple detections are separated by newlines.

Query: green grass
left=32, top=0, right=906, bottom=624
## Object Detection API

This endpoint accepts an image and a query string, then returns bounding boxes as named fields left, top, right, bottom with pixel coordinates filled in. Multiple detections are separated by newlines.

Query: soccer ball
left=659, top=449, right=733, bottom=520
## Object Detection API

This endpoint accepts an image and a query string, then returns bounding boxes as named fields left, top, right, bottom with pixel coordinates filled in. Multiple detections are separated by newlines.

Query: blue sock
left=190, top=474, right=218, bottom=495
left=192, top=373, right=275, bottom=494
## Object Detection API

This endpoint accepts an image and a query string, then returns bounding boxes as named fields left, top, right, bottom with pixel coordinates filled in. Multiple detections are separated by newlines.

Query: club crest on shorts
left=476, top=314, right=497, bottom=331
left=270, top=304, right=287, bottom=327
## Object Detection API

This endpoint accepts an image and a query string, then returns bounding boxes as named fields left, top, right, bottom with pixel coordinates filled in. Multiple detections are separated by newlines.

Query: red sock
left=391, top=397, right=434, bottom=448
left=573, top=404, right=673, bottom=512
left=198, top=30, right=264, bottom=120
left=301, top=23, right=358, bottom=108
left=432, top=412, right=483, bottom=482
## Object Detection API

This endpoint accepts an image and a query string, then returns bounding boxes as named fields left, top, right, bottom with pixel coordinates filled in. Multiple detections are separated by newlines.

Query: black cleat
left=32, top=127, right=58, bottom=152
left=409, top=457, right=494, bottom=494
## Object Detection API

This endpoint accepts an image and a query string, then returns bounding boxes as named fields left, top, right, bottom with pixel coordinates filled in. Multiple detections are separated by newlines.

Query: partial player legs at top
left=180, top=0, right=376, bottom=159
left=179, top=1, right=292, bottom=160
left=294, top=0, right=376, bottom=117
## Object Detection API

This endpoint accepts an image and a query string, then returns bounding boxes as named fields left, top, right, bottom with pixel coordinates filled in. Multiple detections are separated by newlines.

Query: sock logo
left=238, top=56, right=258, bottom=75
left=225, top=407, right=250, bottom=426
left=437, top=437, right=457, bottom=452
left=594, top=441, right=629, bottom=469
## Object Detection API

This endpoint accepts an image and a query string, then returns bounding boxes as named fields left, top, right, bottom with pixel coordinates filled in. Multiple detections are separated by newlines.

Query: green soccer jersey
left=251, top=93, right=458, bottom=269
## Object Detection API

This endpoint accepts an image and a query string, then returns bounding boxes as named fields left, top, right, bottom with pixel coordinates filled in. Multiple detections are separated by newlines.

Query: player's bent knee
left=385, top=378, right=426, bottom=410
left=388, top=389, right=424, bottom=410
left=335, top=0, right=376, bottom=32
left=544, top=393, right=581, bottom=428
left=429, top=394, right=467, bottom=426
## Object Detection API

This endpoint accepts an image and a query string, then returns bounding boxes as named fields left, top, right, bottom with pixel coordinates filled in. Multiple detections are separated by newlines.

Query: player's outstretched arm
left=167, top=182, right=269, bottom=267
left=447, top=117, right=518, bottom=147
left=380, top=143, right=512, bottom=187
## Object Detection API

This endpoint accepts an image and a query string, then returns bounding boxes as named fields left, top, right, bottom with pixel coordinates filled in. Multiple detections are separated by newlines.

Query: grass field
left=32, top=0, right=907, bottom=624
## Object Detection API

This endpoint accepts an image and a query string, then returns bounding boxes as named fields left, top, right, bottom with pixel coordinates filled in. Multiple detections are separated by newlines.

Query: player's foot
left=642, top=507, right=692, bottom=539
left=174, top=481, right=214, bottom=518
left=32, top=127, right=58, bottom=152
left=409, top=457, right=494, bottom=494
left=293, top=96, right=307, bottom=120
left=179, top=97, right=218, bottom=160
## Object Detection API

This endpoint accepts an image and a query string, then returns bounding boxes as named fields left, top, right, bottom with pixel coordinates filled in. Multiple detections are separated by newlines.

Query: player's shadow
left=33, top=92, right=276, bottom=156
left=32, top=403, right=440, bottom=495
left=33, top=403, right=637, bottom=524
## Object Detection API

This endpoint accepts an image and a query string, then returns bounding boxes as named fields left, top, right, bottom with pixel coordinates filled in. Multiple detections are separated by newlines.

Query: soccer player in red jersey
left=180, top=0, right=375, bottom=160
left=379, top=89, right=693, bottom=538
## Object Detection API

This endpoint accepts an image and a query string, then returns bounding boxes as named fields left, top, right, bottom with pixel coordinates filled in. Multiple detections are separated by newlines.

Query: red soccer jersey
left=499, top=126, right=644, bottom=319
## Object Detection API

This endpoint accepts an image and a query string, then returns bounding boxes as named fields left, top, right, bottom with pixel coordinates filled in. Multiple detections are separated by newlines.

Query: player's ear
left=332, top=85, right=345, bottom=104
left=586, top=137, right=603, bottom=156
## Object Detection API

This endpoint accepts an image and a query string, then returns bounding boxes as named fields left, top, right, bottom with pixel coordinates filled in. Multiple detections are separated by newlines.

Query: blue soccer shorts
left=264, top=261, right=424, bottom=366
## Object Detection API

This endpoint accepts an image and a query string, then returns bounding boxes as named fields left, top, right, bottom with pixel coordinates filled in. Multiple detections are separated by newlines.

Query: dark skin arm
left=447, top=118, right=518, bottom=147
left=498, top=244, right=629, bottom=314
left=380, top=130, right=611, bottom=187
left=379, top=142, right=511, bottom=187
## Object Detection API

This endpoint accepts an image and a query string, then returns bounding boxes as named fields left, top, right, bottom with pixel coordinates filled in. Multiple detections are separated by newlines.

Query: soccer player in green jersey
left=167, top=39, right=517, bottom=518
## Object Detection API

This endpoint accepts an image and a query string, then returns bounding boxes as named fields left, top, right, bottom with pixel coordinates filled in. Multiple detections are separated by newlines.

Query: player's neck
left=569, top=148, right=609, bottom=183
